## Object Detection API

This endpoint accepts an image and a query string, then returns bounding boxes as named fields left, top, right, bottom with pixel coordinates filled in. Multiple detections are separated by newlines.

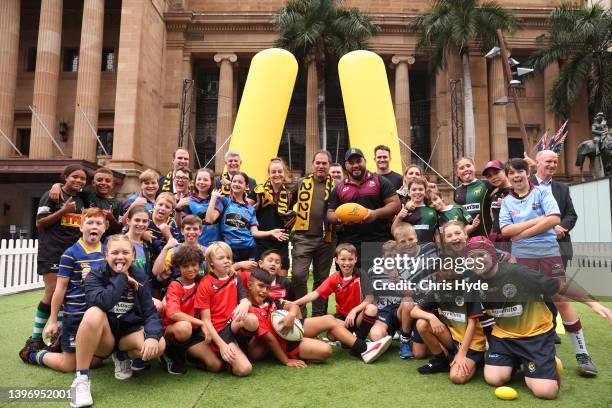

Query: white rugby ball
left=271, top=309, right=304, bottom=342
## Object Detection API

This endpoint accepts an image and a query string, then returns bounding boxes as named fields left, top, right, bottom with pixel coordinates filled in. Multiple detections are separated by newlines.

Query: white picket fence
left=0, top=239, right=42, bottom=296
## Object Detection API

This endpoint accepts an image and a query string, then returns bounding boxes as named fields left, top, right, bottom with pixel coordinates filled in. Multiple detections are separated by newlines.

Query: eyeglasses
left=175, top=176, right=190, bottom=181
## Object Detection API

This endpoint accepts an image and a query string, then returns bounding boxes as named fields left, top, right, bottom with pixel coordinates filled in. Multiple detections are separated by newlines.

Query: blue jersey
left=182, top=195, right=221, bottom=246
left=58, top=239, right=105, bottom=316
left=132, top=240, right=148, bottom=279
left=499, top=185, right=561, bottom=258
left=121, top=193, right=155, bottom=216
left=214, top=196, right=258, bottom=249
left=148, top=217, right=182, bottom=257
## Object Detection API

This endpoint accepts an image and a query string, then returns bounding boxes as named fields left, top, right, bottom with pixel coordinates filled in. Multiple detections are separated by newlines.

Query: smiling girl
left=453, top=158, right=489, bottom=237
left=250, top=158, right=295, bottom=276
left=20, top=165, right=88, bottom=358
left=176, top=167, right=220, bottom=246
left=392, top=177, right=438, bottom=244
left=206, top=172, right=288, bottom=262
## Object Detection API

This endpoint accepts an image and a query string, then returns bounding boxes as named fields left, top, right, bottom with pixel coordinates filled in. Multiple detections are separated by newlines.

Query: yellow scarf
left=293, top=174, right=334, bottom=236
left=254, top=180, right=289, bottom=215
left=220, top=172, right=232, bottom=195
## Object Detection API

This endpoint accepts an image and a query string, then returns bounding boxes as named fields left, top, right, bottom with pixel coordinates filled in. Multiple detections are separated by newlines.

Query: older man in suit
left=530, top=150, right=597, bottom=377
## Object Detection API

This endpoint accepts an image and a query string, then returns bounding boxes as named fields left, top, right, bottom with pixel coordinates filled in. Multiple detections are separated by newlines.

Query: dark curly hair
left=171, top=245, right=205, bottom=270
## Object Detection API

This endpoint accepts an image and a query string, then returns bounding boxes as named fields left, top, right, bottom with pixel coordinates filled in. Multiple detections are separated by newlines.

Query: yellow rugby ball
left=555, top=356, right=563, bottom=376
left=336, top=203, right=368, bottom=224
left=495, top=386, right=518, bottom=400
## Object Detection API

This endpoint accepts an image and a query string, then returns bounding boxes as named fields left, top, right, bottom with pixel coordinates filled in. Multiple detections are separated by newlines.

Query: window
left=26, top=48, right=37, bottom=72
left=102, top=48, right=115, bottom=72
left=508, top=138, right=524, bottom=160
left=97, top=129, right=113, bottom=156
left=63, top=48, right=79, bottom=72
left=16, top=128, right=31, bottom=156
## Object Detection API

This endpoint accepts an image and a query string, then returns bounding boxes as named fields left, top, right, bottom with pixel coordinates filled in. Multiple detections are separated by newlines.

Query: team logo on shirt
left=342, top=186, right=350, bottom=193
left=463, top=203, right=480, bottom=212
left=61, top=213, right=82, bottom=228
left=474, top=188, right=482, bottom=195
left=368, top=180, right=376, bottom=187
left=455, top=296, right=465, bottom=307
left=502, top=283, right=517, bottom=299
left=224, top=213, right=249, bottom=228
left=528, top=361, right=536, bottom=373
left=531, top=201, right=542, bottom=210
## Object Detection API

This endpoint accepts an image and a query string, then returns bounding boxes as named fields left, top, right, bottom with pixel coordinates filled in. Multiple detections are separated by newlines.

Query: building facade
left=0, top=0, right=594, bottom=238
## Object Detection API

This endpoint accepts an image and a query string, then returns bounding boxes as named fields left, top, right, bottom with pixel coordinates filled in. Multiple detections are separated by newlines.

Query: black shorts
left=451, top=341, right=484, bottom=365
left=256, top=240, right=290, bottom=270
left=486, top=330, right=558, bottom=380
left=37, top=260, right=60, bottom=276
left=376, top=304, right=401, bottom=335
left=108, top=316, right=143, bottom=343
left=231, top=247, right=258, bottom=263
left=185, top=329, right=206, bottom=349
left=207, top=320, right=238, bottom=353
left=60, top=315, right=83, bottom=353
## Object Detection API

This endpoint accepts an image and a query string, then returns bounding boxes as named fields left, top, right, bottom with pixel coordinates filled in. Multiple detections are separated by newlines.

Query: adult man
left=329, top=163, right=344, bottom=184
left=328, top=148, right=401, bottom=256
left=290, top=151, right=337, bottom=317
left=214, top=150, right=257, bottom=195
left=374, top=145, right=403, bottom=190
left=530, top=149, right=577, bottom=269
left=158, top=148, right=190, bottom=194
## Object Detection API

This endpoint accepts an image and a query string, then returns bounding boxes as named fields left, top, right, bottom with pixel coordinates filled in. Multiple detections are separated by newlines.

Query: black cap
left=344, top=148, right=365, bottom=161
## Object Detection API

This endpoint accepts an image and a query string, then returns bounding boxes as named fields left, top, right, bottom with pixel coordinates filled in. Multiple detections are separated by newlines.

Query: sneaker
left=165, top=353, right=187, bottom=375
left=576, top=353, right=598, bottom=377
left=111, top=352, right=133, bottom=380
left=361, top=336, right=392, bottom=364
left=70, top=375, right=93, bottom=408
left=399, top=338, right=413, bottom=360
left=417, top=357, right=450, bottom=374
left=19, top=336, right=45, bottom=364
left=48, top=327, right=63, bottom=353
left=131, top=358, right=151, bottom=371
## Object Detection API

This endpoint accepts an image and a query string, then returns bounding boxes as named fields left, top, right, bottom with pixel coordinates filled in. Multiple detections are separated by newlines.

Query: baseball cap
left=465, top=236, right=497, bottom=261
left=345, top=148, right=365, bottom=161
left=483, top=160, right=504, bottom=176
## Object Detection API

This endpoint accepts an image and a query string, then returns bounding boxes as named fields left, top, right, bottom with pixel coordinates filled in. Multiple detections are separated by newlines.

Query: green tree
left=412, top=0, right=517, bottom=159
left=274, top=0, right=378, bottom=154
left=528, top=4, right=612, bottom=119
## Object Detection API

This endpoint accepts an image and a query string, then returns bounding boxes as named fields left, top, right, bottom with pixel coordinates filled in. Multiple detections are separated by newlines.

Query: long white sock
left=563, top=319, right=589, bottom=355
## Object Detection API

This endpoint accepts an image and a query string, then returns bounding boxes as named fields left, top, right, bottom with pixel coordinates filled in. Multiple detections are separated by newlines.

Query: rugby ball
left=336, top=203, right=368, bottom=224
left=495, top=386, right=518, bottom=400
left=271, top=309, right=304, bottom=342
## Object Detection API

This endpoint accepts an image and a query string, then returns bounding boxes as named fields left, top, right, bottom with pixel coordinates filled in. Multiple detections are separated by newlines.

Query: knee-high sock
left=32, top=302, right=51, bottom=339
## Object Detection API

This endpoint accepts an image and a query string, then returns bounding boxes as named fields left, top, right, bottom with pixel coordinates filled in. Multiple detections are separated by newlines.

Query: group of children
left=15, top=152, right=612, bottom=407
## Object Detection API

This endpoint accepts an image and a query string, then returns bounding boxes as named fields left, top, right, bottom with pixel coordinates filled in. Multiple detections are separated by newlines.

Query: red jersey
left=315, top=272, right=362, bottom=317
left=248, top=298, right=279, bottom=338
left=237, top=270, right=250, bottom=290
left=163, top=280, right=199, bottom=328
left=194, top=273, right=246, bottom=332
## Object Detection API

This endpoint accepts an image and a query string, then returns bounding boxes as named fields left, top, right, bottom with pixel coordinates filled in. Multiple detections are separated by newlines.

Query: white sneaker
left=361, top=335, right=392, bottom=364
left=70, top=375, right=93, bottom=408
left=112, top=352, right=133, bottom=380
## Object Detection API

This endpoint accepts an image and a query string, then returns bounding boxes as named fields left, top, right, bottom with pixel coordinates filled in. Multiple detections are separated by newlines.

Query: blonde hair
left=155, top=192, right=176, bottom=208
left=454, top=157, right=474, bottom=170
left=440, top=220, right=466, bottom=237
left=204, top=241, right=233, bottom=273
left=140, top=169, right=160, bottom=183
left=104, top=234, right=135, bottom=255
left=392, top=222, right=416, bottom=240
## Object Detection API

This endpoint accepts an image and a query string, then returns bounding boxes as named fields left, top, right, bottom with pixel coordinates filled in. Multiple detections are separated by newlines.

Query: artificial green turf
left=1, top=290, right=611, bottom=407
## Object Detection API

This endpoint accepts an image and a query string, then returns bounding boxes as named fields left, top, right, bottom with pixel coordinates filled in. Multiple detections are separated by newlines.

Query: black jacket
left=530, top=176, right=577, bottom=259
left=85, top=264, right=163, bottom=340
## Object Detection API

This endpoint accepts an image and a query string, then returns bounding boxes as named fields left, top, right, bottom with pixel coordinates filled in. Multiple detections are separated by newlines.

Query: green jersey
left=454, top=179, right=489, bottom=237
left=436, top=204, right=473, bottom=232
left=401, top=206, right=438, bottom=243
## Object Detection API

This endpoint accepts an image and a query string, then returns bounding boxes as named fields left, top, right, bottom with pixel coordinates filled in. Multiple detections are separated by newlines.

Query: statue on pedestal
left=576, top=112, right=612, bottom=181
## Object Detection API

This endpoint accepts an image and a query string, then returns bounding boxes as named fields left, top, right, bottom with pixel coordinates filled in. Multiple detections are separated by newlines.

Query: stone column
left=487, top=56, right=508, bottom=162
left=72, top=0, right=105, bottom=162
left=543, top=62, right=565, bottom=173
left=469, top=55, right=491, bottom=168
left=214, top=53, right=237, bottom=173
left=0, top=0, right=20, bottom=158
left=567, top=84, right=590, bottom=178
left=29, top=0, right=63, bottom=159
left=392, top=55, right=414, bottom=168
left=305, top=54, right=319, bottom=173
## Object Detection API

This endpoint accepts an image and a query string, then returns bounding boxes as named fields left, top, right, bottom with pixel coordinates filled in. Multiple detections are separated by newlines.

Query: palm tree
left=274, top=0, right=378, bottom=156
left=528, top=4, right=612, bottom=119
left=412, top=0, right=517, bottom=159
